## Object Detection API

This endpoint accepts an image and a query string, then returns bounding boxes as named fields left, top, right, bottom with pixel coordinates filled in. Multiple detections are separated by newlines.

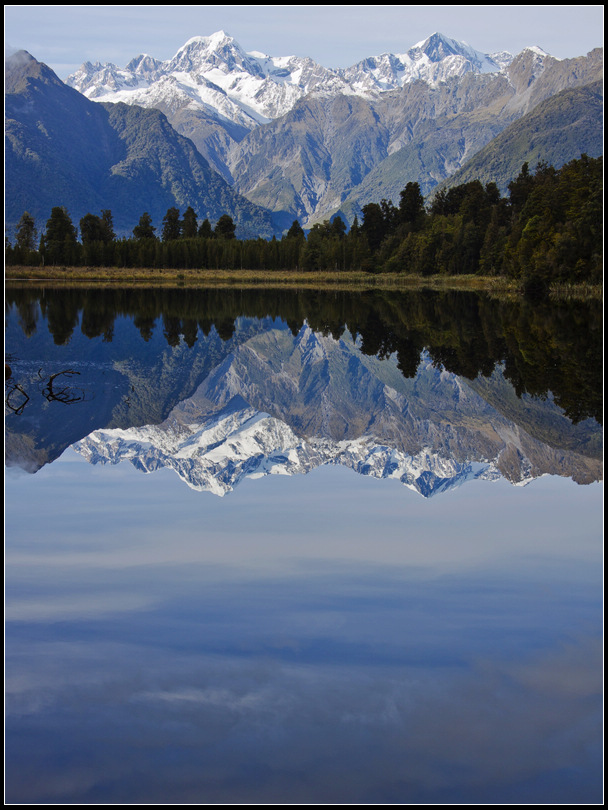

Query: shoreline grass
left=5, top=266, right=602, bottom=298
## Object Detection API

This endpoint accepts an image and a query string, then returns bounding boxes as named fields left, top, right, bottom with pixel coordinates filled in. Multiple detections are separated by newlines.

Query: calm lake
left=5, top=285, right=603, bottom=804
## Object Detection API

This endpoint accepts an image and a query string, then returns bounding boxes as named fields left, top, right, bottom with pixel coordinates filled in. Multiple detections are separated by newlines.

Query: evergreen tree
left=399, top=182, right=425, bottom=229
left=44, top=207, right=77, bottom=264
left=330, top=215, right=347, bottom=238
left=508, top=162, right=535, bottom=214
left=214, top=214, right=236, bottom=240
left=133, top=212, right=156, bottom=240
left=198, top=219, right=214, bottom=239
left=380, top=199, right=398, bottom=233
left=181, top=206, right=198, bottom=239
left=80, top=213, right=104, bottom=244
left=15, top=211, right=37, bottom=251
left=361, top=203, right=386, bottom=253
left=100, top=210, right=115, bottom=243
left=286, top=219, right=305, bottom=239
left=162, top=207, right=182, bottom=241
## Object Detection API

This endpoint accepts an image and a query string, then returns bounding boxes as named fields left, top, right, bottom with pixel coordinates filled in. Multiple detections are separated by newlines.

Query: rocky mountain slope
left=430, top=80, right=603, bottom=195
left=229, top=47, right=603, bottom=224
left=66, top=32, right=603, bottom=226
left=5, top=50, right=278, bottom=237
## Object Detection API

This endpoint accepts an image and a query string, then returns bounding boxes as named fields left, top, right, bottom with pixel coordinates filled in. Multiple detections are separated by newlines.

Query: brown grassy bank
left=4, top=266, right=602, bottom=298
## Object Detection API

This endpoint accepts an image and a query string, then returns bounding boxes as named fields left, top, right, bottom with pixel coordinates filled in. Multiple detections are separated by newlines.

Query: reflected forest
left=6, top=286, right=602, bottom=427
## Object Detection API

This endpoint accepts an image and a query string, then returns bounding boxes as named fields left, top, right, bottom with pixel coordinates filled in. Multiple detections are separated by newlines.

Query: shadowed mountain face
left=4, top=51, right=277, bottom=237
left=6, top=287, right=602, bottom=496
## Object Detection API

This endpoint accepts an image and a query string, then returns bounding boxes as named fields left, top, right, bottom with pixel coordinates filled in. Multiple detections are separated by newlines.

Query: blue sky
left=5, top=5, right=604, bottom=79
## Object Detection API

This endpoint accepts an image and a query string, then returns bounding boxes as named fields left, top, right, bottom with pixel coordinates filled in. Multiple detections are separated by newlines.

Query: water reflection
left=5, top=458, right=603, bottom=803
left=5, top=286, right=603, bottom=491
left=4, top=286, right=603, bottom=803
left=6, top=286, right=603, bottom=416
left=74, top=323, right=601, bottom=496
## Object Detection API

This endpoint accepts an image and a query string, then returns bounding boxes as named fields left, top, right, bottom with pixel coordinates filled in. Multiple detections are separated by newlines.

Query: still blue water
left=5, top=287, right=603, bottom=803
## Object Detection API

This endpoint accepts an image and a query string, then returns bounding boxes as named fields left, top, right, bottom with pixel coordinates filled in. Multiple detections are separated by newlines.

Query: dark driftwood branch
left=42, top=370, right=84, bottom=404
left=5, top=383, right=30, bottom=415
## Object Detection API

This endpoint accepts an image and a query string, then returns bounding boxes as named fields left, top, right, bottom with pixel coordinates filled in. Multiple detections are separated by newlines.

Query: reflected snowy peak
left=72, top=325, right=601, bottom=496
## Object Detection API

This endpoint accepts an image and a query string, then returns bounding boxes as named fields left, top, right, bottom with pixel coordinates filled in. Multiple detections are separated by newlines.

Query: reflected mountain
left=5, top=307, right=282, bottom=472
left=73, top=323, right=601, bottom=496
left=5, top=286, right=602, bottom=494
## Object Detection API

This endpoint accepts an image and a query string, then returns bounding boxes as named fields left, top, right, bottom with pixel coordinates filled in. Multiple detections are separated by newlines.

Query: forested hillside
left=5, top=51, right=279, bottom=238
left=7, top=155, right=602, bottom=289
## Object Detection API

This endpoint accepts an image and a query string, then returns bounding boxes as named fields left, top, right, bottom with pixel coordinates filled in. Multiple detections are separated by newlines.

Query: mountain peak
left=405, top=32, right=503, bottom=74
left=125, top=53, right=162, bottom=75
left=522, top=45, right=550, bottom=55
left=6, top=48, right=44, bottom=77
left=167, top=30, right=258, bottom=77
left=173, top=30, right=241, bottom=61
left=180, top=31, right=234, bottom=51
left=412, top=32, right=464, bottom=59
left=6, top=48, right=36, bottom=66
left=5, top=49, right=64, bottom=93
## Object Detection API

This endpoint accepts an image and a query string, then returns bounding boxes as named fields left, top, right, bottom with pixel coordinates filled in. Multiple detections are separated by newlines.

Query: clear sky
left=4, top=5, right=604, bottom=80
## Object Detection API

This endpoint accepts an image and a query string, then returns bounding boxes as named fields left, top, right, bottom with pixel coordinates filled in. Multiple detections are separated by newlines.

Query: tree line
left=5, top=155, right=602, bottom=285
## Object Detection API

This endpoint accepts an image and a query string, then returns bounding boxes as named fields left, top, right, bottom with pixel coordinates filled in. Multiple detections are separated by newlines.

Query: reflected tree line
left=6, top=286, right=602, bottom=425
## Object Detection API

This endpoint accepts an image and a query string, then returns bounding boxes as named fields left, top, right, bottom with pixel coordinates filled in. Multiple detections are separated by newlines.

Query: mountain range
left=5, top=31, right=603, bottom=236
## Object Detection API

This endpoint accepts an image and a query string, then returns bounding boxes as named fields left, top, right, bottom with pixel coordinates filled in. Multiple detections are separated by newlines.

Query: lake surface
left=5, top=286, right=603, bottom=804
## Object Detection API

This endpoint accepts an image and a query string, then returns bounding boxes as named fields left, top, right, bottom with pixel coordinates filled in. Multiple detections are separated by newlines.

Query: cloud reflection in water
left=5, top=456, right=602, bottom=804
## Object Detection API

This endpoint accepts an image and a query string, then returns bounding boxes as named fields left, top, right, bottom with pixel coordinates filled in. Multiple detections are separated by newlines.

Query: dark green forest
left=6, top=155, right=602, bottom=286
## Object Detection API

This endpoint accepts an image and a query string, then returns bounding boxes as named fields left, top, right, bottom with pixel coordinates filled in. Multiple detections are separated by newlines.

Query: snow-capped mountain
left=11, top=32, right=600, bottom=232
left=65, top=30, right=597, bottom=226
left=341, top=32, right=513, bottom=94
left=67, top=31, right=521, bottom=130
left=68, top=30, right=353, bottom=128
